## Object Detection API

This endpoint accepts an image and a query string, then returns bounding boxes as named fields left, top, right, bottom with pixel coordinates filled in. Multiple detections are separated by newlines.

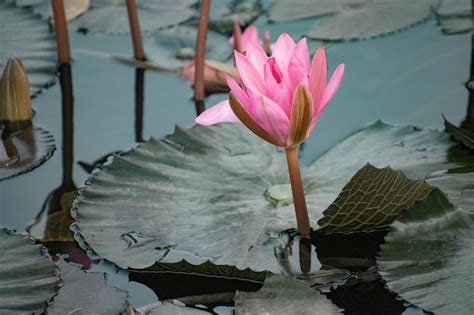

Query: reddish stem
left=51, top=0, right=71, bottom=63
left=194, top=0, right=211, bottom=115
left=285, top=146, right=311, bottom=236
left=232, top=20, right=242, bottom=53
left=126, top=0, right=145, bottom=61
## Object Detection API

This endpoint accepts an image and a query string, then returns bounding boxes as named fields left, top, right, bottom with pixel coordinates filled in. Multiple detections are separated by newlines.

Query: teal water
left=0, top=14, right=470, bottom=309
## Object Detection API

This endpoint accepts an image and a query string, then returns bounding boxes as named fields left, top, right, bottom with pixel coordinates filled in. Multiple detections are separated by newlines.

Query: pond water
left=0, top=3, right=471, bottom=314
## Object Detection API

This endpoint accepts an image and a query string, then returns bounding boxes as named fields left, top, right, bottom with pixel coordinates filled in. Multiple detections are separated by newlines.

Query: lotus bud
left=263, top=30, right=271, bottom=55
left=0, top=58, right=33, bottom=123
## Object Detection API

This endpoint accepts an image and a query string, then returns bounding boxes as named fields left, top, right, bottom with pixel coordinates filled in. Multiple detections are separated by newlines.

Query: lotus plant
left=196, top=33, right=345, bottom=236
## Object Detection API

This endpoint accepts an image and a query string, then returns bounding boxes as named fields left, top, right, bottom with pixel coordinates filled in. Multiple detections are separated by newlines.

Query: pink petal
left=181, top=60, right=196, bottom=82
left=247, top=89, right=290, bottom=146
left=245, top=42, right=269, bottom=79
left=195, top=100, right=241, bottom=125
left=319, top=64, right=345, bottom=114
left=310, top=47, right=327, bottom=114
left=287, top=38, right=311, bottom=91
left=241, top=26, right=259, bottom=52
left=264, top=63, right=278, bottom=99
left=271, top=33, right=296, bottom=72
left=234, top=51, right=265, bottom=94
left=226, top=75, right=252, bottom=112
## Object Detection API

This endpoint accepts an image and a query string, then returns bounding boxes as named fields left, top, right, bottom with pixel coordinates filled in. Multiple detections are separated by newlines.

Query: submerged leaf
left=0, top=229, right=59, bottom=314
left=318, top=164, right=433, bottom=233
left=47, top=260, right=128, bottom=314
left=206, top=0, right=261, bottom=33
left=0, top=124, right=56, bottom=181
left=72, top=0, right=198, bottom=34
left=444, top=116, right=474, bottom=149
left=234, top=274, right=341, bottom=315
left=72, top=121, right=471, bottom=274
left=144, top=26, right=232, bottom=70
left=436, top=0, right=473, bottom=35
left=269, top=0, right=435, bottom=41
left=0, top=0, right=57, bottom=95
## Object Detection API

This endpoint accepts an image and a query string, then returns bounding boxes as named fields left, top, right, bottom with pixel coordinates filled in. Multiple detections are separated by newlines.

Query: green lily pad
left=205, top=0, right=261, bottom=34
left=0, top=0, right=57, bottom=96
left=269, top=0, right=435, bottom=41
left=72, top=0, right=198, bottom=34
left=234, top=274, right=341, bottom=314
left=47, top=260, right=128, bottom=314
left=136, top=301, right=211, bottom=314
left=143, top=26, right=232, bottom=70
left=377, top=189, right=474, bottom=314
left=317, top=164, right=433, bottom=233
left=0, top=228, right=59, bottom=314
left=444, top=116, right=474, bottom=149
left=72, top=121, right=468, bottom=274
left=12, top=0, right=90, bottom=21
left=0, top=124, right=56, bottom=181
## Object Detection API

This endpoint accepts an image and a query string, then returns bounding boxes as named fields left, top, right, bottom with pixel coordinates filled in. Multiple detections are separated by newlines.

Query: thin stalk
left=135, top=68, right=145, bottom=142
left=194, top=0, right=211, bottom=115
left=285, top=146, right=311, bottom=236
left=126, top=0, right=145, bottom=61
left=51, top=0, right=71, bottom=63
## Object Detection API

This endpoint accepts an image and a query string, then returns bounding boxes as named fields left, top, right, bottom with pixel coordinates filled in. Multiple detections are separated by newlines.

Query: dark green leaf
left=317, top=164, right=433, bottom=233
left=0, top=228, right=59, bottom=314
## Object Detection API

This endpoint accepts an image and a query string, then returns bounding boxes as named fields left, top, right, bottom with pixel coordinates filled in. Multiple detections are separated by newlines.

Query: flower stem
left=285, top=146, right=311, bottom=236
left=51, top=0, right=71, bottom=64
left=126, top=0, right=145, bottom=61
left=194, top=0, right=211, bottom=115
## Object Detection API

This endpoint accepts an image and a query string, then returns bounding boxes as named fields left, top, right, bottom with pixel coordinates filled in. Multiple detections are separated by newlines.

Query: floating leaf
left=72, top=121, right=469, bottom=274
left=13, top=0, right=90, bottom=21
left=436, top=0, right=473, bottom=35
left=135, top=301, right=211, bottom=315
left=234, top=274, right=341, bottom=315
left=317, top=164, right=433, bottom=233
left=444, top=116, right=474, bottom=149
left=206, top=0, right=261, bottom=33
left=377, top=189, right=474, bottom=314
left=0, top=124, right=56, bottom=181
left=47, top=260, right=128, bottom=314
left=0, top=0, right=57, bottom=95
left=269, top=0, right=435, bottom=41
left=72, top=0, right=198, bottom=34
left=144, top=26, right=232, bottom=70
left=0, top=228, right=59, bottom=314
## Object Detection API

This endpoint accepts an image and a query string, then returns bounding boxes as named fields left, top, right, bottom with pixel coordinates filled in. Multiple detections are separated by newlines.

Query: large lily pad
left=0, top=124, right=56, bottom=181
left=72, top=121, right=469, bottom=275
left=47, top=260, right=128, bottom=314
left=12, top=0, right=90, bottom=21
left=0, top=0, right=57, bottom=95
left=269, top=0, right=435, bottom=41
left=234, top=274, right=341, bottom=315
left=72, top=0, right=197, bottom=34
left=205, top=0, right=261, bottom=33
left=0, top=228, right=59, bottom=314
left=143, top=26, right=232, bottom=70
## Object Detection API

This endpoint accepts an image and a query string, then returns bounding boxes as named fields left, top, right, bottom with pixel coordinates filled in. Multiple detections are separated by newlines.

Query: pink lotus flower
left=195, top=33, right=345, bottom=148
left=229, top=22, right=271, bottom=54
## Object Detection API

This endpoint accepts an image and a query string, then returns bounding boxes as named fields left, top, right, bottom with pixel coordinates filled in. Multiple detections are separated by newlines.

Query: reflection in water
left=276, top=232, right=321, bottom=278
left=461, top=32, right=474, bottom=132
left=26, top=62, right=95, bottom=269
left=78, top=67, right=145, bottom=173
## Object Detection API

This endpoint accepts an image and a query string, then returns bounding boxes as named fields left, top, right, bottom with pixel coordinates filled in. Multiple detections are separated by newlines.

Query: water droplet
left=264, top=184, right=292, bottom=207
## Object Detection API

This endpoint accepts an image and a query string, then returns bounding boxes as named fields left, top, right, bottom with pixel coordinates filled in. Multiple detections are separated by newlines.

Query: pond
left=0, top=0, right=473, bottom=314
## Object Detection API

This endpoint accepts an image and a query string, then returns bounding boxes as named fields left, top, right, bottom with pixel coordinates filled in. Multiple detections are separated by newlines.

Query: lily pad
left=0, top=228, right=59, bottom=314
left=0, top=124, right=56, bottom=181
left=317, top=164, right=433, bottom=233
left=444, top=116, right=474, bottom=149
left=436, top=0, right=473, bottom=35
left=136, top=301, right=211, bottom=315
left=72, top=0, right=198, bottom=34
left=205, top=0, right=261, bottom=33
left=0, top=0, right=57, bottom=96
left=269, top=0, right=435, bottom=41
left=72, top=121, right=468, bottom=274
left=47, top=260, right=128, bottom=314
left=144, top=26, right=232, bottom=70
left=234, top=274, right=341, bottom=315
left=377, top=190, right=474, bottom=314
